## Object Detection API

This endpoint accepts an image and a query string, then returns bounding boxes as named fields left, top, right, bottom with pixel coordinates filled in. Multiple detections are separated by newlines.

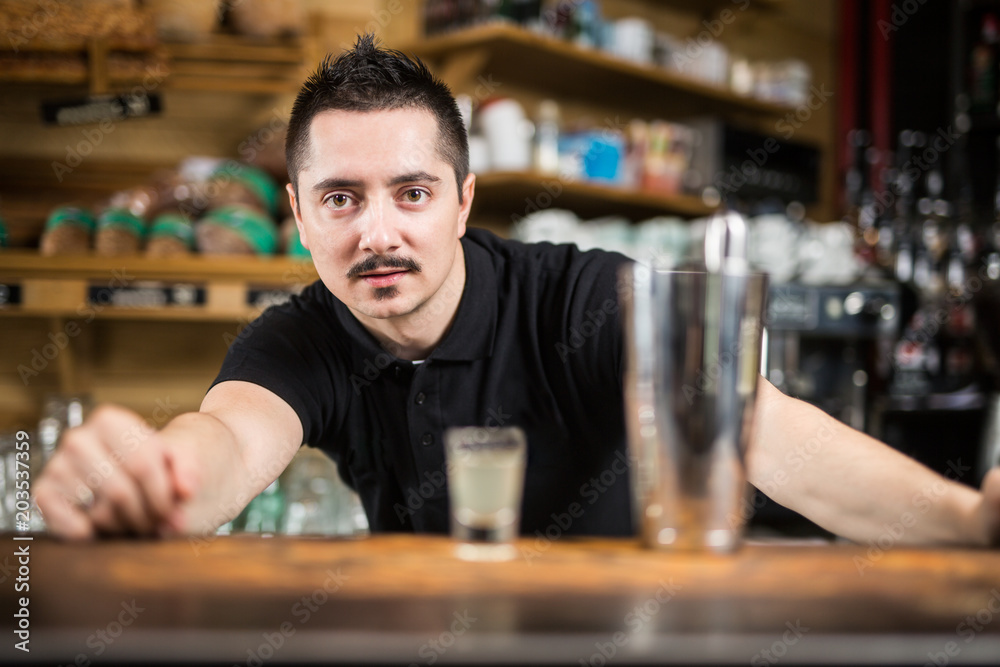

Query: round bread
left=40, top=224, right=91, bottom=256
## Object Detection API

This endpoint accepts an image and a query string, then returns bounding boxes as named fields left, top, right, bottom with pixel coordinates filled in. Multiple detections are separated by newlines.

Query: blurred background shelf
left=411, top=23, right=796, bottom=120
left=473, top=171, right=714, bottom=222
left=0, top=37, right=165, bottom=94
left=162, top=33, right=309, bottom=94
left=0, top=250, right=316, bottom=322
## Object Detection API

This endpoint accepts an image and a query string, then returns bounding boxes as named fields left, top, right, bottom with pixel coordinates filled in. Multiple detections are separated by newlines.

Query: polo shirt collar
left=428, top=235, right=497, bottom=361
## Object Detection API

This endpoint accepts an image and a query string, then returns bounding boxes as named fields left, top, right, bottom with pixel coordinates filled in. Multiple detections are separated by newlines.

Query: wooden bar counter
left=3, top=534, right=1000, bottom=665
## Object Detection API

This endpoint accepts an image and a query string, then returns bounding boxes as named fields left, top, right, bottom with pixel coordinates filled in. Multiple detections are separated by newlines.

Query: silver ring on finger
left=75, top=486, right=96, bottom=511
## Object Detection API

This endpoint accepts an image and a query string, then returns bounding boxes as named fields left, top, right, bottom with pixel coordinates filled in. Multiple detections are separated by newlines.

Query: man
left=36, top=35, right=1000, bottom=545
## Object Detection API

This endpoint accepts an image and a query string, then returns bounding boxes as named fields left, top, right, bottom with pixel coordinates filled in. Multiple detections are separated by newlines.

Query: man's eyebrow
left=389, top=171, right=441, bottom=186
left=311, top=177, right=363, bottom=193
left=310, top=172, right=442, bottom=193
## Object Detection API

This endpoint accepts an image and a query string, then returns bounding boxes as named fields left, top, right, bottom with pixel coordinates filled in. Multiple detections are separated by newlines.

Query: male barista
left=36, top=35, right=1000, bottom=545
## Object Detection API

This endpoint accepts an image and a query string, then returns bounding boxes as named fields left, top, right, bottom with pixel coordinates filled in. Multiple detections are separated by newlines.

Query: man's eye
left=326, top=193, right=351, bottom=208
left=403, top=189, right=426, bottom=203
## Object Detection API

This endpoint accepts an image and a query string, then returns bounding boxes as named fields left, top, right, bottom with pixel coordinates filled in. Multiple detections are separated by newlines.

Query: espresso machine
left=764, top=281, right=902, bottom=431
left=751, top=280, right=902, bottom=536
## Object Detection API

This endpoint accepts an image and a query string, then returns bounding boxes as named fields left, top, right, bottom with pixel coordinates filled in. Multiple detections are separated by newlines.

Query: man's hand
left=34, top=382, right=304, bottom=540
left=34, top=405, right=197, bottom=539
left=977, top=467, right=1000, bottom=547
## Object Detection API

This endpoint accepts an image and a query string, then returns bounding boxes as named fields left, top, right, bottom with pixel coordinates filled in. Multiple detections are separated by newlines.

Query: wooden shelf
left=163, top=34, right=308, bottom=94
left=0, top=33, right=306, bottom=95
left=1, top=33, right=158, bottom=53
left=0, top=250, right=317, bottom=322
left=410, top=23, right=796, bottom=120
left=659, top=0, right=782, bottom=14
left=472, top=171, right=715, bottom=221
left=0, top=37, right=164, bottom=94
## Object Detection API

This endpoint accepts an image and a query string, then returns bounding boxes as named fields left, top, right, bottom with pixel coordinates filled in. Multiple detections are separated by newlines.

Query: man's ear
left=286, top=182, right=309, bottom=250
left=457, top=173, right=475, bottom=238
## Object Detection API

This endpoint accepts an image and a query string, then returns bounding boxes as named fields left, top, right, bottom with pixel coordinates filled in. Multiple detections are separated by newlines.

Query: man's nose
left=358, top=200, right=401, bottom=255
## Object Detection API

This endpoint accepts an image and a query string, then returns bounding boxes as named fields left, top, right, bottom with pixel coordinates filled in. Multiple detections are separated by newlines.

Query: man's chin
left=351, top=294, right=416, bottom=320
left=372, top=285, right=400, bottom=302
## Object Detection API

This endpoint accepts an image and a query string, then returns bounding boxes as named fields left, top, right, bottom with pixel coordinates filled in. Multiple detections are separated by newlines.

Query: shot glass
left=445, top=426, right=527, bottom=561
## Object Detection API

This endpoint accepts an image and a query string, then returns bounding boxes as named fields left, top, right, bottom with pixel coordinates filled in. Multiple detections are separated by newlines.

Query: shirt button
left=421, top=432, right=434, bottom=446
left=414, top=392, right=426, bottom=405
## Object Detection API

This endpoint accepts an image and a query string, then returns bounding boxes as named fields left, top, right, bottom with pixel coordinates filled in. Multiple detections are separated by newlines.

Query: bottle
left=970, top=13, right=999, bottom=114
left=533, top=99, right=560, bottom=175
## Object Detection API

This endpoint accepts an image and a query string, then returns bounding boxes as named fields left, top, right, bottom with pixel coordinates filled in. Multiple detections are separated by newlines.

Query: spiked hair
left=285, top=33, right=469, bottom=203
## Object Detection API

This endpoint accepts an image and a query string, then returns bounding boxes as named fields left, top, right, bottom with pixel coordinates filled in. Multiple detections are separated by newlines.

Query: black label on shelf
left=246, top=286, right=300, bottom=310
left=88, top=282, right=205, bottom=308
left=41, top=92, right=163, bottom=126
left=0, top=283, right=23, bottom=307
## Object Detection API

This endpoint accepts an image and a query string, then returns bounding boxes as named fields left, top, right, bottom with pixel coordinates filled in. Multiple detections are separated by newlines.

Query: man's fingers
left=35, top=404, right=182, bottom=538
left=34, top=477, right=95, bottom=540
left=980, top=467, right=1000, bottom=546
left=165, top=444, right=201, bottom=503
left=126, top=445, right=176, bottom=522
left=87, top=470, right=156, bottom=535
left=90, top=404, right=178, bottom=521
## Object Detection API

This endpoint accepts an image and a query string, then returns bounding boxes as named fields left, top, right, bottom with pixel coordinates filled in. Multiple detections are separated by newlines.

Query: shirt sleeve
left=209, top=282, right=339, bottom=446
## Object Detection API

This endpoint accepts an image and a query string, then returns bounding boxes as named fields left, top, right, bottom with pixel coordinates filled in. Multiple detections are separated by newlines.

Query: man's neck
left=354, top=243, right=467, bottom=361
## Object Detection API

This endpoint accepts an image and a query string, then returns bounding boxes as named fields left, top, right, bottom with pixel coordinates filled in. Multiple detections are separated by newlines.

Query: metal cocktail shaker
left=622, top=210, right=768, bottom=551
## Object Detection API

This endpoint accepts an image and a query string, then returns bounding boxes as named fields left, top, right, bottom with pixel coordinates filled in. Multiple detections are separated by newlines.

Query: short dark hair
left=285, top=33, right=469, bottom=203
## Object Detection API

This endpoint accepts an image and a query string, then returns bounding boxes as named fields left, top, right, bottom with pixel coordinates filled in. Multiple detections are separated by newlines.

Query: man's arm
left=35, top=381, right=303, bottom=539
left=747, top=377, right=1000, bottom=546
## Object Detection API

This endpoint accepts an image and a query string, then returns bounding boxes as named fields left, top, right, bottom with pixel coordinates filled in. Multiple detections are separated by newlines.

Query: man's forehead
left=301, top=107, right=446, bottom=178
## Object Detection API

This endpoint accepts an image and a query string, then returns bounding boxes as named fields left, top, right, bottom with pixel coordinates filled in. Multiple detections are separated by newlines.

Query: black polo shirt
left=212, top=227, right=634, bottom=536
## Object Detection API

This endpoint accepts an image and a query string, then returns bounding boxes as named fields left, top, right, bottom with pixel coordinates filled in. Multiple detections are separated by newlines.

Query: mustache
left=346, top=254, right=422, bottom=279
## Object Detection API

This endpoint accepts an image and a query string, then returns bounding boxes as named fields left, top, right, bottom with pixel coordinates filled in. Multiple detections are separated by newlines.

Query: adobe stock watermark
left=750, top=620, right=811, bottom=666
left=51, top=66, right=169, bottom=182
left=178, top=158, right=261, bottom=222
left=681, top=283, right=804, bottom=407
left=34, top=599, right=146, bottom=664
left=853, top=459, right=971, bottom=575
left=888, top=254, right=995, bottom=375
left=409, top=610, right=478, bottom=666
left=714, top=84, right=834, bottom=199
left=0, top=553, right=14, bottom=586
left=878, top=0, right=930, bottom=40
left=727, top=421, right=837, bottom=528
left=509, top=114, right=628, bottom=225
left=189, top=455, right=292, bottom=553
left=390, top=72, right=502, bottom=183
left=921, top=588, right=1000, bottom=667
left=348, top=275, right=464, bottom=395
left=856, top=126, right=960, bottom=230
left=393, top=405, right=512, bottom=523
left=237, top=106, right=289, bottom=165
left=520, top=448, right=630, bottom=563
left=54, top=398, right=181, bottom=512
left=579, top=579, right=682, bottom=666
left=5, top=0, right=66, bottom=52
left=237, top=568, right=351, bottom=667
left=680, top=315, right=762, bottom=405
left=509, top=180, right=564, bottom=226
left=17, top=268, right=135, bottom=385
left=355, top=0, right=404, bottom=41
left=555, top=297, right=620, bottom=362
left=668, top=0, right=753, bottom=76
